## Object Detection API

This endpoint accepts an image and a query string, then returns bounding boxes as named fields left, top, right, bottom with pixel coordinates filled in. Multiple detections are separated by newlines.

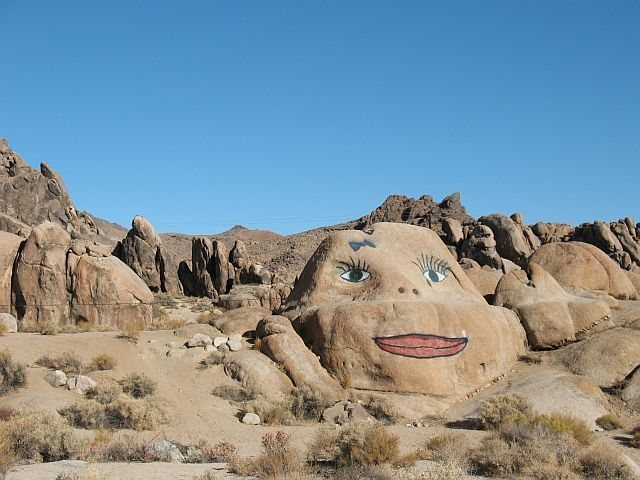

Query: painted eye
left=340, top=269, right=370, bottom=283
left=424, top=269, right=446, bottom=283
left=414, top=254, right=450, bottom=286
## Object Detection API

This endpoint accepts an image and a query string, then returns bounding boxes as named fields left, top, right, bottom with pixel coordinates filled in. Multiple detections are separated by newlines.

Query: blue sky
left=1, top=1, right=638, bottom=235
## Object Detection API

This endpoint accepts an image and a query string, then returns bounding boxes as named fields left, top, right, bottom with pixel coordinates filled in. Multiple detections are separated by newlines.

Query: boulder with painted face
left=276, top=222, right=526, bottom=399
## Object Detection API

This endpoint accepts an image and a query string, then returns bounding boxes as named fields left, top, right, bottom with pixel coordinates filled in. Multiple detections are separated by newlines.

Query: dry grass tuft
left=631, top=429, right=640, bottom=448
left=60, top=396, right=166, bottom=431
left=0, top=409, right=81, bottom=463
left=0, top=350, right=27, bottom=396
left=479, top=394, right=534, bottom=430
left=198, top=351, right=225, bottom=370
left=0, top=404, right=16, bottom=421
left=308, top=423, right=400, bottom=467
left=250, top=431, right=307, bottom=479
left=39, top=319, right=60, bottom=335
left=596, top=413, right=623, bottom=430
left=36, top=351, right=84, bottom=374
left=579, top=443, right=636, bottom=479
left=0, top=324, right=7, bottom=336
left=86, top=354, right=117, bottom=372
left=120, top=317, right=145, bottom=341
left=119, top=372, right=157, bottom=399
left=212, top=384, right=254, bottom=403
left=423, top=431, right=471, bottom=471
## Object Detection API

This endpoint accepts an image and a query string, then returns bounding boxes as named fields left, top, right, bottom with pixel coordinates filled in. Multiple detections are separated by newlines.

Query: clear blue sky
left=1, top=1, right=638, bottom=235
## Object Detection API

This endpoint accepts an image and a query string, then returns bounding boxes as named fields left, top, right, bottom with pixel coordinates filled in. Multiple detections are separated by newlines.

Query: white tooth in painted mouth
left=462, top=330, right=467, bottom=338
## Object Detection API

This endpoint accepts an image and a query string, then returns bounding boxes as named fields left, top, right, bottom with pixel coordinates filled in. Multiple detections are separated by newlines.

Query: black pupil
left=349, top=270, right=364, bottom=282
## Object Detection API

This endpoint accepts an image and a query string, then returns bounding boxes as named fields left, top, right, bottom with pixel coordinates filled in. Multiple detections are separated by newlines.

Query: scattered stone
left=242, top=412, right=260, bottom=425
left=213, top=336, right=229, bottom=347
left=204, top=344, right=217, bottom=353
left=45, top=370, right=68, bottom=387
left=148, top=440, right=184, bottom=463
left=67, top=375, right=97, bottom=394
left=218, top=344, right=230, bottom=353
left=227, top=334, right=242, bottom=352
left=186, top=333, right=212, bottom=348
left=321, top=401, right=375, bottom=425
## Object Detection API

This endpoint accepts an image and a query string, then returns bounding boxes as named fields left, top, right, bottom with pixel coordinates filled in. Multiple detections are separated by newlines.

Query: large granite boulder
left=67, top=245, right=153, bottom=330
left=531, top=222, right=573, bottom=244
left=494, top=264, right=611, bottom=348
left=12, top=222, right=152, bottom=331
left=116, top=216, right=179, bottom=295
left=264, top=222, right=526, bottom=400
left=0, top=231, right=23, bottom=314
left=12, top=222, right=72, bottom=329
left=528, top=241, right=638, bottom=300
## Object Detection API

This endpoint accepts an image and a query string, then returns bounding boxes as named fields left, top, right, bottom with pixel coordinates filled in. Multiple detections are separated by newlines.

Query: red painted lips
left=374, top=334, right=468, bottom=359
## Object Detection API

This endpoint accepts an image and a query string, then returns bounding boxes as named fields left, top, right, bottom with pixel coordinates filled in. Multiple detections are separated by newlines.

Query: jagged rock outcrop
left=11, top=222, right=152, bottom=331
left=355, top=192, right=474, bottom=236
left=115, top=216, right=179, bottom=295
left=191, top=237, right=217, bottom=299
left=530, top=222, right=573, bottom=244
left=0, top=139, right=98, bottom=237
left=459, top=224, right=503, bottom=269
left=478, top=214, right=535, bottom=267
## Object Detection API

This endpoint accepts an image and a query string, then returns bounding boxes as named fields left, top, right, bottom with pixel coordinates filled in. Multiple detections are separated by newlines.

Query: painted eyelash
left=336, top=257, right=370, bottom=273
left=414, top=254, right=451, bottom=275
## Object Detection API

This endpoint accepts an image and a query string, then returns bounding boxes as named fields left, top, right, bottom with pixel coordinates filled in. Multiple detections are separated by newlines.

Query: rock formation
left=494, top=264, right=611, bottom=348
left=355, top=192, right=474, bottom=236
left=0, top=139, right=99, bottom=237
left=115, top=216, right=179, bottom=295
left=259, top=222, right=526, bottom=401
left=459, top=224, right=503, bottom=269
left=529, top=241, right=638, bottom=300
left=10, top=222, right=152, bottom=331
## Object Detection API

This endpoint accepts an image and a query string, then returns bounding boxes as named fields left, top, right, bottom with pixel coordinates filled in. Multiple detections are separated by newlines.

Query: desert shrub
left=423, top=431, right=471, bottom=470
left=86, top=354, right=117, bottom=372
left=0, top=409, right=81, bottom=462
left=631, top=430, right=640, bottom=448
left=479, top=394, right=534, bottom=429
left=518, top=354, right=542, bottom=364
left=244, top=395, right=295, bottom=425
left=191, top=472, right=218, bottom=480
left=211, top=384, right=254, bottom=402
left=150, top=303, right=187, bottom=330
left=0, top=350, right=27, bottom=395
left=186, top=440, right=239, bottom=463
left=0, top=324, right=7, bottom=336
left=119, top=372, right=157, bottom=398
left=36, top=351, right=84, bottom=374
left=199, top=351, right=225, bottom=370
left=579, top=444, right=635, bottom=479
left=420, top=461, right=472, bottom=480
left=250, top=431, right=307, bottom=479
left=59, top=400, right=107, bottom=429
left=471, top=436, right=521, bottom=476
left=596, top=413, right=623, bottom=430
left=290, top=387, right=332, bottom=422
left=0, top=404, right=16, bottom=421
left=85, top=383, right=123, bottom=405
left=308, top=423, right=400, bottom=467
left=196, top=311, right=217, bottom=325
left=98, top=434, right=168, bottom=462
left=532, top=413, right=592, bottom=445
left=40, top=319, right=60, bottom=335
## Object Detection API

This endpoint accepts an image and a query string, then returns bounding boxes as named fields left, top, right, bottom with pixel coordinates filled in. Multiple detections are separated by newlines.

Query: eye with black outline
left=414, top=254, right=451, bottom=286
left=337, top=257, right=371, bottom=283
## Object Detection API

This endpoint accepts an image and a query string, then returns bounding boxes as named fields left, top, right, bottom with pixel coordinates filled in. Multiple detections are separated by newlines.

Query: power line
left=1, top=299, right=215, bottom=308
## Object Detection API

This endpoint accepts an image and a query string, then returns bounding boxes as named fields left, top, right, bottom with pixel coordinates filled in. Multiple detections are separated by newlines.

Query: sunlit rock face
left=284, top=222, right=527, bottom=397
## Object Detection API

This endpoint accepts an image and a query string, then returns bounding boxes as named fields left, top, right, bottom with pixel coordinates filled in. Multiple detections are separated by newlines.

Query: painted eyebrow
left=349, top=239, right=376, bottom=251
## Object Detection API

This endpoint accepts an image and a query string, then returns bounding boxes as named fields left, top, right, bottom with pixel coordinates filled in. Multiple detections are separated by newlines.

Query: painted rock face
left=285, top=222, right=526, bottom=397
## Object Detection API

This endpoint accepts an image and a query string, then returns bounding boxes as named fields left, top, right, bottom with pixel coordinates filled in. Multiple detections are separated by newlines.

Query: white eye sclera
left=424, top=269, right=446, bottom=283
left=340, top=269, right=370, bottom=283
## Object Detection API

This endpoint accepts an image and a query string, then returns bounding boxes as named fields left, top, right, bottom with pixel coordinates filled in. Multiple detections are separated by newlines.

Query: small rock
left=148, top=440, right=184, bottom=463
left=0, top=313, right=17, bottom=334
left=204, top=344, right=217, bottom=353
left=45, top=370, right=68, bottom=387
left=213, top=336, right=229, bottom=347
left=212, top=308, right=223, bottom=316
left=218, top=344, right=230, bottom=353
left=67, top=375, right=96, bottom=394
left=186, top=333, right=212, bottom=348
left=227, top=337, right=242, bottom=352
left=242, top=413, right=260, bottom=425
